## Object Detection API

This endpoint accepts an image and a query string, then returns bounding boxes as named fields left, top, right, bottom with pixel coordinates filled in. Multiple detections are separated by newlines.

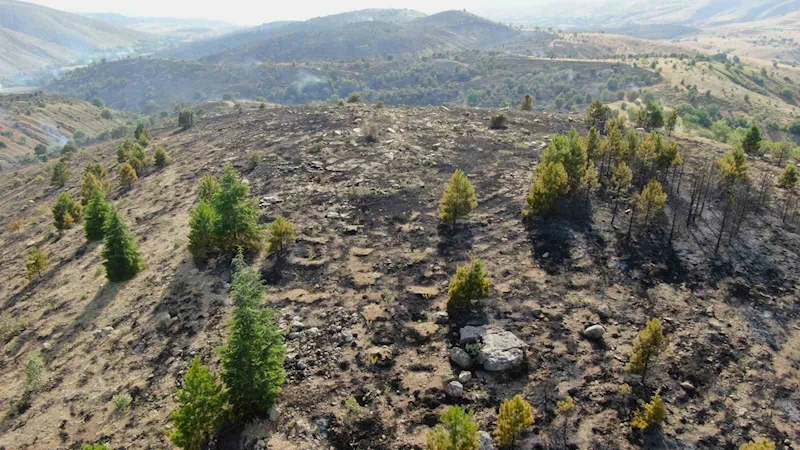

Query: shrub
left=61, top=140, right=78, bottom=156
left=81, top=443, right=112, bottom=450
left=134, top=123, right=150, bottom=142
left=0, top=312, right=26, bottom=344
left=490, top=112, right=508, bottom=130
left=53, top=191, right=82, bottom=231
left=168, top=357, right=226, bottom=450
left=447, top=259, right=491, bottom=314
left=626, top=318, right=669, bottom=385
left=495, top=394, right=535, bottom=448
left=631, top=389, right=666, bottom=430
left=91, top=97, right=105, bottom=108
left=266, top=216, right=296, bottom=256
left=346, top=92, right=362, bottom=103
left=101, top=109, right=113, bottom=120
left=520, top=94, right=534, bottom=111
left=247, top=151, right=260, bottom=170
left=438, top=169, right=478, bottom=226
left=34, top=143, right=48, bottom=158
left=179, top=109, right=195, bottom=130
left=102, top=208, right=144, bottom=282
left=197, top=174, right=221, bottom=202
left=427, top=406, right=479, bottom=450
left=740, top=438, right=776, bottom=450
left=25, top=355, right=45, bottom=392
left=524, top=161, right=569, bottom=216
left=778, top=165, right=798, bottom=189
left=118, top=163, right=138, bottom=189
left=363, top=122, right=380, bottom=143
left=153, top=147, right=168, bottom=167
left=84, top=188, right=111, bottom=241
left=113, top=392, right=132, bottom=415
left=51, top=161, right=70, bottom=186
left=220, top=251, right=286, bottom=417
left=85, top=161, right=108, bottom=179
left=9, top=218, right=23, bottom=233
left=25, top=248, right=49, bottom=281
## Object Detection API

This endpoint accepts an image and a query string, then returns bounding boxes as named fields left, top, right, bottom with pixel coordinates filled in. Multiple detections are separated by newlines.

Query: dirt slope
left=0, top=103, right=797, bottom=450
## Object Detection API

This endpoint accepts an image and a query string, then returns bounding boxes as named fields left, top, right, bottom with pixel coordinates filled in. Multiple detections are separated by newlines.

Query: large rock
left=476, top=329, right=526, bottom=372
left=450, top=347, right=473, bottom=369
left=445, top=381, right=464, bottom=398
left=478, top=431, right=494, bottom=450
left=583, top=325, right=605, bottom=341
left=459, top=325, right=487, bottom=345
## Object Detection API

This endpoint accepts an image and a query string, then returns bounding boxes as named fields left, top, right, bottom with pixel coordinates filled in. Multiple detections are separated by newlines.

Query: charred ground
left=0, top=103, right=798, bottom=449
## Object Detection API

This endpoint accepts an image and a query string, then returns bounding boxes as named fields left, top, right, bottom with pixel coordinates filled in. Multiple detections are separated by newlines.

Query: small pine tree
left=25, top=354, right=45, bottom=392
left=438, top=169, right=478, bottom=226
left=51, top=161, right=70, bottom=186
left=778, top=165, right=798, bottom=189
left=584, top=127, right=601, bottom=162
left=188, top=200, right=219, bottom=261
left=197, top=174, right=221, bottom=202
left=626, top=318, right=669, bottom=385
left=84, top=188, right=111, bottom=241
left=179, top=109, right=195, bottom=130
left=495, top=394, right=535, bottom=449
left=490, top=112, right=508, bottom=130
left=585, top=100, right=609, bottom=133
left=154, top=147, right=169, bottom=167
left=102, top=208, right=144, bottom=282
left=636, top=179, right=668, bottom=229
left=212, top=165, right=262, bottom=253
left=524, top=161, right=569, bottom=216
left=742, top=125, right=762, bottom=155
left=266, top=216, right=296, bottom=256
left=85, top=161, right=108, bottom=179
left=168, top=357, right=226, bottom=450
left=25, top=248, right=49, bottom=281
left=81, top=172, right=108, bottom=205
left=554, top=396, right=576, bottom=449
left=53, top=191, right=82, bottom=231
left=739, top=438, right=776, bottom=450
left=119, top=163, right=138, bottom=189
left=719, top=147, right=749, bottom=184
left=447, top=259, right=491, bottom=314
left=631, top=389, right=666, bottom=430
left=426, top=406, right=479, bottom=450
left=610, top=161, right=633, bottom=227
left=520, top=94, right=534, bottom=111
left=666, top=109, right=678, bottom=136
left=219, top=251, right=286, bottom=417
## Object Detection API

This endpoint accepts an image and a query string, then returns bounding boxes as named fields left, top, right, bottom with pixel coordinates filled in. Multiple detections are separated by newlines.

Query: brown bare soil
left=0, top=103, right=798, bottom=449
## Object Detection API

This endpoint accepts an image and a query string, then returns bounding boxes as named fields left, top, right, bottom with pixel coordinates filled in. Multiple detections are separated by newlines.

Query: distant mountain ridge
left=0, top=0, right=151, bottom=77
left=163, top=9, right=520, bottom=62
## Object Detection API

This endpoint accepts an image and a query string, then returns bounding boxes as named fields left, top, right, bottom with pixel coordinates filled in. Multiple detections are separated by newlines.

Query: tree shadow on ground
left=436, top=223, right=475, bottom=259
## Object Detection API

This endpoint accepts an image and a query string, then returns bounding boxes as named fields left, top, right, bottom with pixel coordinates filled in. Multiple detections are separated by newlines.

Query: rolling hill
left=0, top=0, right=152, bottom=77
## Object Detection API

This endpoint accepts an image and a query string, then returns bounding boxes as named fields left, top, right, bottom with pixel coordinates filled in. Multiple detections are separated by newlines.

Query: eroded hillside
left=0, top=103, right=798, bottom=450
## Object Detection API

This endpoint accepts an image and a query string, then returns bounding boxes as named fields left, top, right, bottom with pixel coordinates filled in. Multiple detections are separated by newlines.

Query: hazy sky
left=24, top=0, right=590, bottom=25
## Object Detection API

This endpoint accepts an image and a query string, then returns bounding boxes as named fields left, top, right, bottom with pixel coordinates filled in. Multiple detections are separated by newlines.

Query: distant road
left=0, top=86, right=40, bottom=95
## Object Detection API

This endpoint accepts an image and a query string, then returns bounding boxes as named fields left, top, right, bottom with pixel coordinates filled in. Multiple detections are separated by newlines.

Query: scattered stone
left=458, top=371, right=472, bottom=383
left=596, top=304, right=612, bottom=320
left=450, top=347, right=473, bottom=369
left=433, top=311, right=449, bottom=324
left=459, top=325, right=487, bottom=345
left=268, top=406, right=279, bottom=422
left=476, top=328, right=526, bottom=372
left=154, top=312, right=172, bottom=331
left=349, top=247, right=374, bottom=257
left=583, top=325, right=605, bottom=341
left=445, top=381, right=464, bottom=398
left=680, top=381, right=697, bottom=396
left=290, top=320, right=306, bottom=331
left=406, top=285, right=440, bottom=298
left=478, top=431, right=494, bottom=450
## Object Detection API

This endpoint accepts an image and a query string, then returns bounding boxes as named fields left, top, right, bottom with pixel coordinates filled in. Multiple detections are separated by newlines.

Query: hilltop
left=0, top=0, right=152, bottom=77
left=0, top=102, right=797, bottom=449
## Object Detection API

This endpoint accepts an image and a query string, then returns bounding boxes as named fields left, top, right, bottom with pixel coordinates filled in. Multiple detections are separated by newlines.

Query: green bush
left=179, top=109, right=195, bottom=130
left=266, top=216, right=296, bottom=256
left=490, top=112, right=508, bottom=130
left=25, top=248, right=49, bottom=281
left=53, top=191, right=82, bottom=231
left=51, top=161, right=70, bottom=187
left=154, top=147, right=169, bottom=167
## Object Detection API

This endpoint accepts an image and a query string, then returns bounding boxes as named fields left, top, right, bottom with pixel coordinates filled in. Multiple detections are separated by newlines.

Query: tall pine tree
left=102, top=208, right=144, bottom=282
left=219, top=251, right=285, bottom=417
